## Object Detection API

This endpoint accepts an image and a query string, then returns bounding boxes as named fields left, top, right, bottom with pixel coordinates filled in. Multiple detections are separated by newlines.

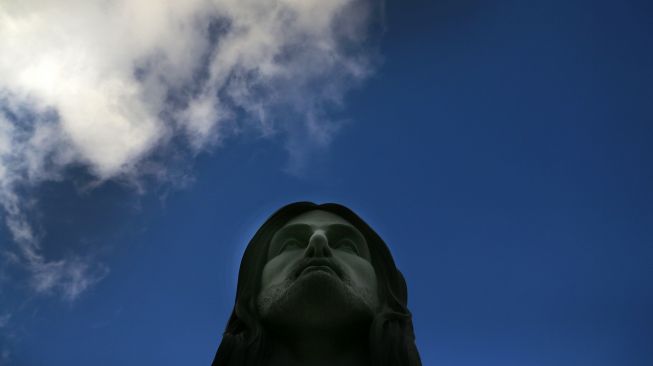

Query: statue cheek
left=359, top=264, right=378, bottom=291
left=261, top=252, right=302, bottom=288
left=345, top=260, right=379, bottom=308
left=339, top=256, right=377, bottom=290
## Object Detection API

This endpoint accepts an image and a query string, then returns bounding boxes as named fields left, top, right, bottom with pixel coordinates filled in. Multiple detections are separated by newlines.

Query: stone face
left=212, top=202, right=421, bottom=366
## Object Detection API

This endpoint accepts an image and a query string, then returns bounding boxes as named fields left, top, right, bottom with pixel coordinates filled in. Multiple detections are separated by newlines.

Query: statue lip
left=300, top=265, right=337, bottom=277
left=294, top=259, right=343, bottom=280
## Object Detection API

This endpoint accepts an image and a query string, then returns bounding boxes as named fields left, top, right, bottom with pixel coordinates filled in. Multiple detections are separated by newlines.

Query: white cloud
left=0, top=313, right=10, bottom=328
left=0, top=0, right=379, bottom=300
left=0, top=313, right=13, bottom=364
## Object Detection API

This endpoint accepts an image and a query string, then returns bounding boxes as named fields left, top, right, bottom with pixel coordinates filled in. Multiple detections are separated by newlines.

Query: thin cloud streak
left=0, top=0, right=380, bottom=300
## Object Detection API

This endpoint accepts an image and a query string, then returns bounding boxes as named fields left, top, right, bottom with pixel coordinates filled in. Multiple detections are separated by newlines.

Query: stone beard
left=257, top=262, right=379, bottom=332
left=212, top=202, right=421, bottom=366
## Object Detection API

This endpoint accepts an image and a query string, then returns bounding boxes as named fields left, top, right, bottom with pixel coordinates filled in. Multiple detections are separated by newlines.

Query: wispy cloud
left=0, top=313, right=10, bottom=328
left=0, top=313, right=13, bottom=363
left=0, top=0, right=380, bottom=300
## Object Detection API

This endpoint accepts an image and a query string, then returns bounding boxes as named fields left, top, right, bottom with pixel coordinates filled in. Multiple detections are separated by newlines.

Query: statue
left=212, top=202, right=421, bottom=366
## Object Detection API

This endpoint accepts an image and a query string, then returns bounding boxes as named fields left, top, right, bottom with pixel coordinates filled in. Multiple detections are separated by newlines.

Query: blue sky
left=1, top=0, right=652, bottom=365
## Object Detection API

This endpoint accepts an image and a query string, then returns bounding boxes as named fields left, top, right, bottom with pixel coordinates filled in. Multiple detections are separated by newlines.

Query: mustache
left=291, top=257, right=346, bottom=281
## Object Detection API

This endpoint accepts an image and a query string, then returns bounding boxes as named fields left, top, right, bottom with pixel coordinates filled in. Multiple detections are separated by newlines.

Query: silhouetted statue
left=212, top=202, right=421, bottom=366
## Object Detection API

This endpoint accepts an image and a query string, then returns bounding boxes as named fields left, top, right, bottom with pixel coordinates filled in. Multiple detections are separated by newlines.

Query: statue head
left=213, top=202, right=421, bottom=366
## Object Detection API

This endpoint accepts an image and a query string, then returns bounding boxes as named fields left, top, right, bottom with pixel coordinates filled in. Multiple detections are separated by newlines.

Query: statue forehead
left=282, top=209, right=353, bottom=228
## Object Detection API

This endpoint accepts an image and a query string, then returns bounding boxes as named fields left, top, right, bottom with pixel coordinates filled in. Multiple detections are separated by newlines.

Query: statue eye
left=280, top=238, right=302, bottom=252
left=336, top=239, right=359, bottom=254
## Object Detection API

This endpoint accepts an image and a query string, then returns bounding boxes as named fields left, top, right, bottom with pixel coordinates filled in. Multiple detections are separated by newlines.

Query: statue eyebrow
left=326, top=224, right=368, bottom=251
left=326, top=223, right=361, bottom=236
left=276, top=224, right=312, bottom=238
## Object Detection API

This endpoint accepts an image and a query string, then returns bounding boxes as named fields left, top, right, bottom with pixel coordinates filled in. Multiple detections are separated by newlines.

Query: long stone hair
left=212, top=202, right=421, bottom=366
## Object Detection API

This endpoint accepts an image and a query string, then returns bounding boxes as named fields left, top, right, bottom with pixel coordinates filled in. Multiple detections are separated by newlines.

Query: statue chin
left=258, top=271, right=375, bottom=332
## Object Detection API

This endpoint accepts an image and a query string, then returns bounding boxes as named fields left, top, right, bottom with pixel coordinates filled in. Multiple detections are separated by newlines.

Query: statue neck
left=265, top=325, right=371, bottom=366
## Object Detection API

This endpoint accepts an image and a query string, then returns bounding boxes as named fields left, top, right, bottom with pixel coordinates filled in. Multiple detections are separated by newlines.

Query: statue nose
left=305, top=230, right=332, bottom=258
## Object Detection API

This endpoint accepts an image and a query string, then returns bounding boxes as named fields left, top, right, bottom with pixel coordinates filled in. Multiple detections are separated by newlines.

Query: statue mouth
left=294, top=258, right=344, bottom=280
left=299, top=265, right=337, bottom=277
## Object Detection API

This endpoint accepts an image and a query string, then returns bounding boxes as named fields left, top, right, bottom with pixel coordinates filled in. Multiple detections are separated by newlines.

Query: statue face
left=258, top=210, right=379, bottom=330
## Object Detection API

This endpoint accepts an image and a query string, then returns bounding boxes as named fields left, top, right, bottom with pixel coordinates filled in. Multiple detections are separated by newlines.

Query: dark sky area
left=2, top=0, right=652, bottom=365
